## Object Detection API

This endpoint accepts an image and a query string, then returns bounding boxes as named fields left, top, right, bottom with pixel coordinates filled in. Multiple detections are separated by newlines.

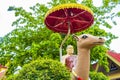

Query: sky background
left=0, top=0, right=120, bottom=52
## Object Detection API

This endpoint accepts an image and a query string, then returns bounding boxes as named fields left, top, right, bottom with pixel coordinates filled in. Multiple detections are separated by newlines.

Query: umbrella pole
left=60, top=21, right=71, bottom=62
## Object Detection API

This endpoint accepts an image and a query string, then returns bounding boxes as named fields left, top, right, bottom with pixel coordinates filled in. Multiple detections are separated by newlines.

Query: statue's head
left=73, top=34, right=105, bottom=49
left=66, top=45, right=74, bottom=55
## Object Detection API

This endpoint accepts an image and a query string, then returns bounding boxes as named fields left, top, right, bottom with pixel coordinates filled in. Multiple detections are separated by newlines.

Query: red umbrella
left=44, top=3, right=94, bottom=62
left=44, top=3, right=94, bottom=34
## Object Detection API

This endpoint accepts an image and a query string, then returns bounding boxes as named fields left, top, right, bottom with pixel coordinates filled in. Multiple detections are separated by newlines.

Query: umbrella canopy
left=44, top=3, right=94, bottom=34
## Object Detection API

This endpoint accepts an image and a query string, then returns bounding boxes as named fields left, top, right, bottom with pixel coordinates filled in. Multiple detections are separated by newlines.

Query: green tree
left=7, top=58, right=70, bottom=80
left=90, top=71, right=110, bottom=80
left=0, top=0, right=120, bottom=79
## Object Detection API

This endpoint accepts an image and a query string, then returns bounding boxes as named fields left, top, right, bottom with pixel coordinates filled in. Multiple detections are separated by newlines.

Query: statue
left=0, top=64, right=7, bottom=80
left=61, top=45, right=77, bottom=71
left=72, top=34, right=105, bottom=80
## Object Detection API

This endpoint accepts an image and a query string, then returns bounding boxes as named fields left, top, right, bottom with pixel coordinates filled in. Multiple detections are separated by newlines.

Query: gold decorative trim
left=108, top=72, right=120, bottom=79
left=106, top=54, right=120, bottom=66
left=45, top=3, right=93, bottom=18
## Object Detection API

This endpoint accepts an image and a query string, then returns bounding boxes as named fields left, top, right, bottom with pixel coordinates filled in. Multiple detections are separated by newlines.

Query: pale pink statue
left=71, top=34, right=105, bottom=80
left=61, top=45, right=77, bottom=71
left=0, top=64, right=7, bottom=80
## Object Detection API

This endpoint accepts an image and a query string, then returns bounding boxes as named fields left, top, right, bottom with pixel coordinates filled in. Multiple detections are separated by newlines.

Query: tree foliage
left=90, top=71, right=110, bottom=80
left=7, top=58, right=70, bottom=80
left=0, top=0, right=120, bottom=79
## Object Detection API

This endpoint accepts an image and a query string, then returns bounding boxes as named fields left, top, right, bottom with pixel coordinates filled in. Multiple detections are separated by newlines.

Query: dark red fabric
left=77, top=77, right=82, bottom=80
left=45, top=8, right=94, bottom=34
left=0, top=64, right=7, bottom=69
left=65, top=55, right=77, bottom=71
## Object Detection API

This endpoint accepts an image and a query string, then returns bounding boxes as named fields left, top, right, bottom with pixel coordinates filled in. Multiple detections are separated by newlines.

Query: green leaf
left=117, top=12, right=120, bottom=16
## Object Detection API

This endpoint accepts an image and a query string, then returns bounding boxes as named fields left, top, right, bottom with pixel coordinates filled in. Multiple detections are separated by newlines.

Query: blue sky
left=0, top=0, right=120, bottom=52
